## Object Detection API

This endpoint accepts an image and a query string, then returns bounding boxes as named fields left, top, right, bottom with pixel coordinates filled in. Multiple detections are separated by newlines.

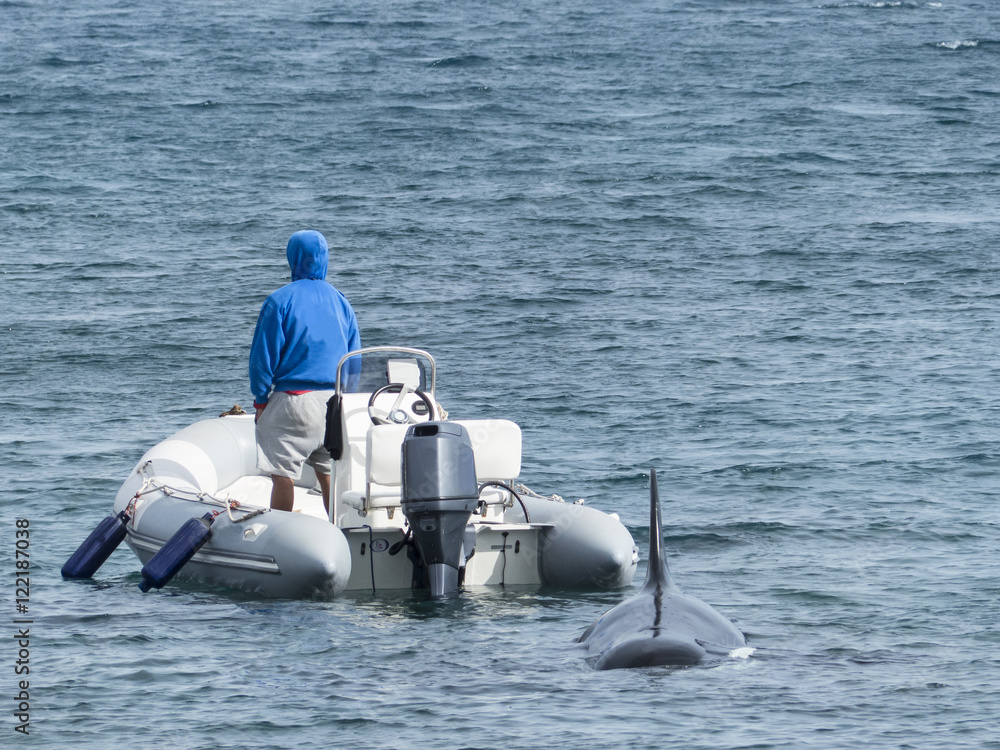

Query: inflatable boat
left=67, top=347, right=638, bottom=598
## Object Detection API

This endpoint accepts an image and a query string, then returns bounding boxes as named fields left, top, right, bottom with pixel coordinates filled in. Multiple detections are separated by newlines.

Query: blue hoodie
left=249, top=230, right=361, bottom=405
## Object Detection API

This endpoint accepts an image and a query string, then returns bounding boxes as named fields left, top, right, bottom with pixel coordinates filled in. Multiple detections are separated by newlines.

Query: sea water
left=2, top=0, right=999, bottom=747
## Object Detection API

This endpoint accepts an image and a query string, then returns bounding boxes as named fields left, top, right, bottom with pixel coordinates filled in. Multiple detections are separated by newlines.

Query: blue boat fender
left=138, top=512, right=216, bottom=593
left=61, top=510, right=131, bottom=580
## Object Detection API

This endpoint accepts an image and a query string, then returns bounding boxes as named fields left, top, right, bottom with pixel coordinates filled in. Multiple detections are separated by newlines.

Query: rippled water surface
left=2, top=0, right=1000, bottom=747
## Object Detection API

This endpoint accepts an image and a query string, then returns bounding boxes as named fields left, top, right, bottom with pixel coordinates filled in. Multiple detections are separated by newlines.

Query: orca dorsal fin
left=643, top=469, right=674, bottom=592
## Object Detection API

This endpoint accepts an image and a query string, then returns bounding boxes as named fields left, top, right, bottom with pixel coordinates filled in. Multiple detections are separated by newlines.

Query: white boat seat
left=368, top=420, right=522, bottom=485
left=367, top=423, right=410, bottom=487
left=456, top=419, right=522, bottom=481
left=355, top=419, right=522, bottom=512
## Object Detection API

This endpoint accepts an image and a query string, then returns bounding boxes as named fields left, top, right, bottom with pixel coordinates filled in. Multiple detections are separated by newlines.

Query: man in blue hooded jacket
left=249, top=230, right=361, bottom=514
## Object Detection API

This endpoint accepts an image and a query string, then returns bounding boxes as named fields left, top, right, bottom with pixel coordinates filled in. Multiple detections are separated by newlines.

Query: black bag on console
left=324, top=394, right=344, bottom=460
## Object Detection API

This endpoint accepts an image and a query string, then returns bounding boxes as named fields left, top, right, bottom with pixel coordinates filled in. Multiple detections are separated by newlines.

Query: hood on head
left=286, top=230, right=329, bottom=281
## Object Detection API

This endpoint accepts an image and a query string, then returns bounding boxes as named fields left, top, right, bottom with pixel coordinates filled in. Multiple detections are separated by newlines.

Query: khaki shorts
left=255, top=390, right=335, bottom=479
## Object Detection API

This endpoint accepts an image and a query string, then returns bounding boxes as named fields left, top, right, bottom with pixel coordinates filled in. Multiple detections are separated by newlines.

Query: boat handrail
left=335, top=346, right=437, bottom=397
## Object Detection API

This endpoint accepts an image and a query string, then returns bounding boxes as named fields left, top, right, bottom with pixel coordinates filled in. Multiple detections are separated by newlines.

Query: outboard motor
left=401, top=422, right=478, bottom=597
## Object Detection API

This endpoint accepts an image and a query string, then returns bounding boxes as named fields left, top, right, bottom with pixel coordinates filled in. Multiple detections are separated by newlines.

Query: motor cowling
left=401, top=422, right=478, bottom=597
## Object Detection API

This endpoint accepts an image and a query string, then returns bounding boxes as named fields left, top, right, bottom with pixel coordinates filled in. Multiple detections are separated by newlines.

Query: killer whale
left=578, top=470, right=747, bottom=669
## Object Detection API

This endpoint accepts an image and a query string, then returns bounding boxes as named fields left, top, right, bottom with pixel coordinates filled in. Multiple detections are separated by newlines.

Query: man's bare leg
left=316, top=471, right=331, bottom=515
left=270, top=475, right=295, bottom=511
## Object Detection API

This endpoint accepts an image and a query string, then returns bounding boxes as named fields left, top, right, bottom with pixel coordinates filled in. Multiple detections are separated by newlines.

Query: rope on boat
left=477, top=483, right=585, bottom=523
left=132, top=462, right=271, bottom=523
left=514, top=483, right=568, bottom=504
left=230, top=507, right=269, bottom=523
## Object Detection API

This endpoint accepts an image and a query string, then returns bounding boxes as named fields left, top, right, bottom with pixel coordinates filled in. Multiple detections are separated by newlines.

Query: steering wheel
left=367, top=383, right=437, bottom=425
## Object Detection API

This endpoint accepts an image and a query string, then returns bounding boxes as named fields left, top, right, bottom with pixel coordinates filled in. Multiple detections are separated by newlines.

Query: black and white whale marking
left=578, top=470, right=749, bottom=669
